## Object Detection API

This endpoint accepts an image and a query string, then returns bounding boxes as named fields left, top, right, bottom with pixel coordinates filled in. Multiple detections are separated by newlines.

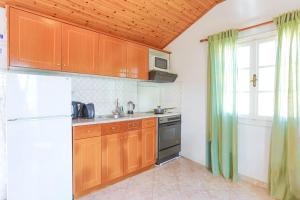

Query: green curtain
left=207, top=29, right=239, bottom=181
left=269, top=10, right=300, bottom=200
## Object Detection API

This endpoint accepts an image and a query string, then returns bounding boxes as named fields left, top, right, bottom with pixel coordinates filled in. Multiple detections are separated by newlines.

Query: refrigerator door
left=7, top=117, right=72, bottom=200
left=6, top=73, right=71, bottom=120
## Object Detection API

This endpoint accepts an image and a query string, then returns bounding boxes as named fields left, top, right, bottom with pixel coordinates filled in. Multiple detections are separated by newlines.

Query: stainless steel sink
left=98, top=114, right=128, bottom=119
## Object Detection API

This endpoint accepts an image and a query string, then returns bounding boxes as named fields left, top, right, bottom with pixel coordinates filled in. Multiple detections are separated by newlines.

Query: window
left=237, top=33, right=277, bottom=120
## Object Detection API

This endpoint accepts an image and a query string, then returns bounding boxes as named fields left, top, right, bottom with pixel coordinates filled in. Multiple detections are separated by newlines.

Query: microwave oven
left=149, top=49, right=170, bottom=72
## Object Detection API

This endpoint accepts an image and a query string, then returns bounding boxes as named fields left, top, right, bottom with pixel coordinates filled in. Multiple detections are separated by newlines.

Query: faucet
left=112, top=98, right=124, bottom=116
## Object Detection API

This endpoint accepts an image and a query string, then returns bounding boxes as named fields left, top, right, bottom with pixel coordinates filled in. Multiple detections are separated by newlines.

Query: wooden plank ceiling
left=1, top=0, right=223, bottom=48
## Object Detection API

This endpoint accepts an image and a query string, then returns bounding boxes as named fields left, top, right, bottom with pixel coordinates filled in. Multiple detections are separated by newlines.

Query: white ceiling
left=216, top=0, right=300, bottom=24
left=167, top=0, right=300, bottom=44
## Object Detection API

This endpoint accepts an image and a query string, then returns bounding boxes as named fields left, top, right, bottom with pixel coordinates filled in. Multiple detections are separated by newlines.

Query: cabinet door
left=73, top=137, right=102, bottom=196
left=100, top=36, right=127, bottom=77
left=101, top=133, right=124, bottom=183
left=124, top=130, right=142, bottom=174
left=9, top=8, right=62, bottom=71
left=142, top=127, right=157, bottom=167
left=62, top=24, right=98, bottom=74
left=126, top=43, right=149, bottom=80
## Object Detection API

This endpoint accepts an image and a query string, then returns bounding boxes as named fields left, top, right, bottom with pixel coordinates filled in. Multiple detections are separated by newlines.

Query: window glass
left=258, top=67, right=275, bottom=91
left=259, top=41, right=276, bottom=66
left=237, top=92, right=250, bottom=115
left=237, top=35, right=276, bottom=120
left=237, top=46, right=250, bottom=68
left=237, top=69, right=250, bottom=92
left=258, top=92, right=274, bottom=117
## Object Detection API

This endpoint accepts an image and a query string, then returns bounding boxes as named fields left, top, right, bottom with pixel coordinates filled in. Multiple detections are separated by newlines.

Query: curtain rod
left=200, top=20, right=273, bottom=42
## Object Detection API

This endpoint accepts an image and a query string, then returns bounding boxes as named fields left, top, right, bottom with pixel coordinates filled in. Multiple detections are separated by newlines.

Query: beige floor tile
left=79, top=157, right=274, bottom=200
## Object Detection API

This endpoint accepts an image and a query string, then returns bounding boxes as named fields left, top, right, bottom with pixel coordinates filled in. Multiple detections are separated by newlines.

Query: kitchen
left=2, top=4, right=183, bottom=200
left=1, top=1, right=300, bottom=200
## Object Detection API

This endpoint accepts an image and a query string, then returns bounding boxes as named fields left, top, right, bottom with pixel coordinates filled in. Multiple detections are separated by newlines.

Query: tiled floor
left=80, top=157, right=273, bottom=200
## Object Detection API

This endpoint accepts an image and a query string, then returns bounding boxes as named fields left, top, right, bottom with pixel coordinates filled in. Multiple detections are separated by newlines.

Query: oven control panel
left=159, top=115, right=181, bottom=124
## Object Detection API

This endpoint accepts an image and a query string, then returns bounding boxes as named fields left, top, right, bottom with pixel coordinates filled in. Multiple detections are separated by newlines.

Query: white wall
left=0, top=7, right=6, bottom=200
left=165, top=0, right=300, bottom=183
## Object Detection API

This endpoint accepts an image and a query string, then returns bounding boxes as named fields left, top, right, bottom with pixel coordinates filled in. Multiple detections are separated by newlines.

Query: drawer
left=142, top=118, right=156, bottom=128
left=127, top=120, right=142, bottom=131
left=73, top=124, right=101, bottom=140
left=102, top=122, right=127, bottom=135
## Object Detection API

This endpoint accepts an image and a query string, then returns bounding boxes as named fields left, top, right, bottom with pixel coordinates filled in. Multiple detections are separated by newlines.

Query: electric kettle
left=72, top=101, right=84, bottom=119
left=127, top=101, right=135, bottom=114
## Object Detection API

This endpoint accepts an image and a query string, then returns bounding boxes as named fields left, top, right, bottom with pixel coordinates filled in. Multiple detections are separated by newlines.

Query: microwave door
left=155, top=57, right=168, bottom=70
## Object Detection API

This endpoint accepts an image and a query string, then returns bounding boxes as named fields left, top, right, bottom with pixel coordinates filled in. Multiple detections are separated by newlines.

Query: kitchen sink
left=97, top=114, right=128, bottom=119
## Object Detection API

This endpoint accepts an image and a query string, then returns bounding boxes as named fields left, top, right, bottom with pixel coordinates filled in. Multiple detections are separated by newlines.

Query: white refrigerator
left=6, top=73, right=73, bottom=200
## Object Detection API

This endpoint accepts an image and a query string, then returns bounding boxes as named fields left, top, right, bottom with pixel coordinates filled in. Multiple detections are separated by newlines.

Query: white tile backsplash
left=137, top=81, right=182, bottom=112
left=71, top=75, right=181, bottom=115
left=71, top=76, right=139, bottom=115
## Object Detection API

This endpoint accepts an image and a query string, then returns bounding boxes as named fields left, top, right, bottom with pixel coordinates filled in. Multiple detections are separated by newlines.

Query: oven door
left=158, top=121, right=181, bottom=151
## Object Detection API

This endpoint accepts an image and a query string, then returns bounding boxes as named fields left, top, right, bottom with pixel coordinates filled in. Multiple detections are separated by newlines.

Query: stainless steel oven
left=157, top=115, right=181, bottom=164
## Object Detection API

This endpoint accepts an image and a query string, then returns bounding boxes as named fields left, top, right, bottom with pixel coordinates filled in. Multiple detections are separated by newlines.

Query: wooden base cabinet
left=73, top=137, right=102, bottom=196
left=123, top=130, right=142, bottom=174
left=73, top=119, right=156, bottom=198
left=142, top=127, right=157, bottom=167
left=142, top=118, right=157, bottom=167
left=101, top=133, right=124, bottom=183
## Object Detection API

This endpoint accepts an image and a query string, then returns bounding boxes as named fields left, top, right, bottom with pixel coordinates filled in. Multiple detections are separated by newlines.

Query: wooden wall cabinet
left=9, top=8, right=62, bottom=71
left=62, top=24, right=99, bottom=74
left=126, top=43, right=149, bottom=80
left=101, top=132, right=124, bottom=183
left=100, top=35, right=127, bottom=78
left=9, top=7, right=151, bottom=80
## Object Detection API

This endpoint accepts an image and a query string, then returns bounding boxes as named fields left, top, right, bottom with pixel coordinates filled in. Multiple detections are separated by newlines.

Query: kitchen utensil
left=154, top=106, right=165, bottom=114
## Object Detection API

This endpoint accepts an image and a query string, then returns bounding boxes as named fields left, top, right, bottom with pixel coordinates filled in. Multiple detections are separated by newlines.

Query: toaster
left=82, top=103, right=95, bottom=119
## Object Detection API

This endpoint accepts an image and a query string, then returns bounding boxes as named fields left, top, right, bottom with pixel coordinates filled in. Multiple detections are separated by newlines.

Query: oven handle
left=159, top=122, right=181, bottom=127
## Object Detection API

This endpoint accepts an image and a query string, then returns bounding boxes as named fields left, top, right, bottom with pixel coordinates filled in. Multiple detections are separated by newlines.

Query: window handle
left=250, top=74, right=258, bottom=87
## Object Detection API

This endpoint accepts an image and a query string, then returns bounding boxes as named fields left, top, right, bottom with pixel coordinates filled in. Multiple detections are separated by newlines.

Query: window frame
left=237, top=31, right=277, bottom=124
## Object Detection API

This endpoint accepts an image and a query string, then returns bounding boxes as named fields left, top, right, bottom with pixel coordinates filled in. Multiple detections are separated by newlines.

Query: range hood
left=148, top=70, right=178, bottom=83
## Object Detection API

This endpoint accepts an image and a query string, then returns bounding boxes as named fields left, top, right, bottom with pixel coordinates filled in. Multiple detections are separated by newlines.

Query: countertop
left=72, top=112, right=181, bottom=126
